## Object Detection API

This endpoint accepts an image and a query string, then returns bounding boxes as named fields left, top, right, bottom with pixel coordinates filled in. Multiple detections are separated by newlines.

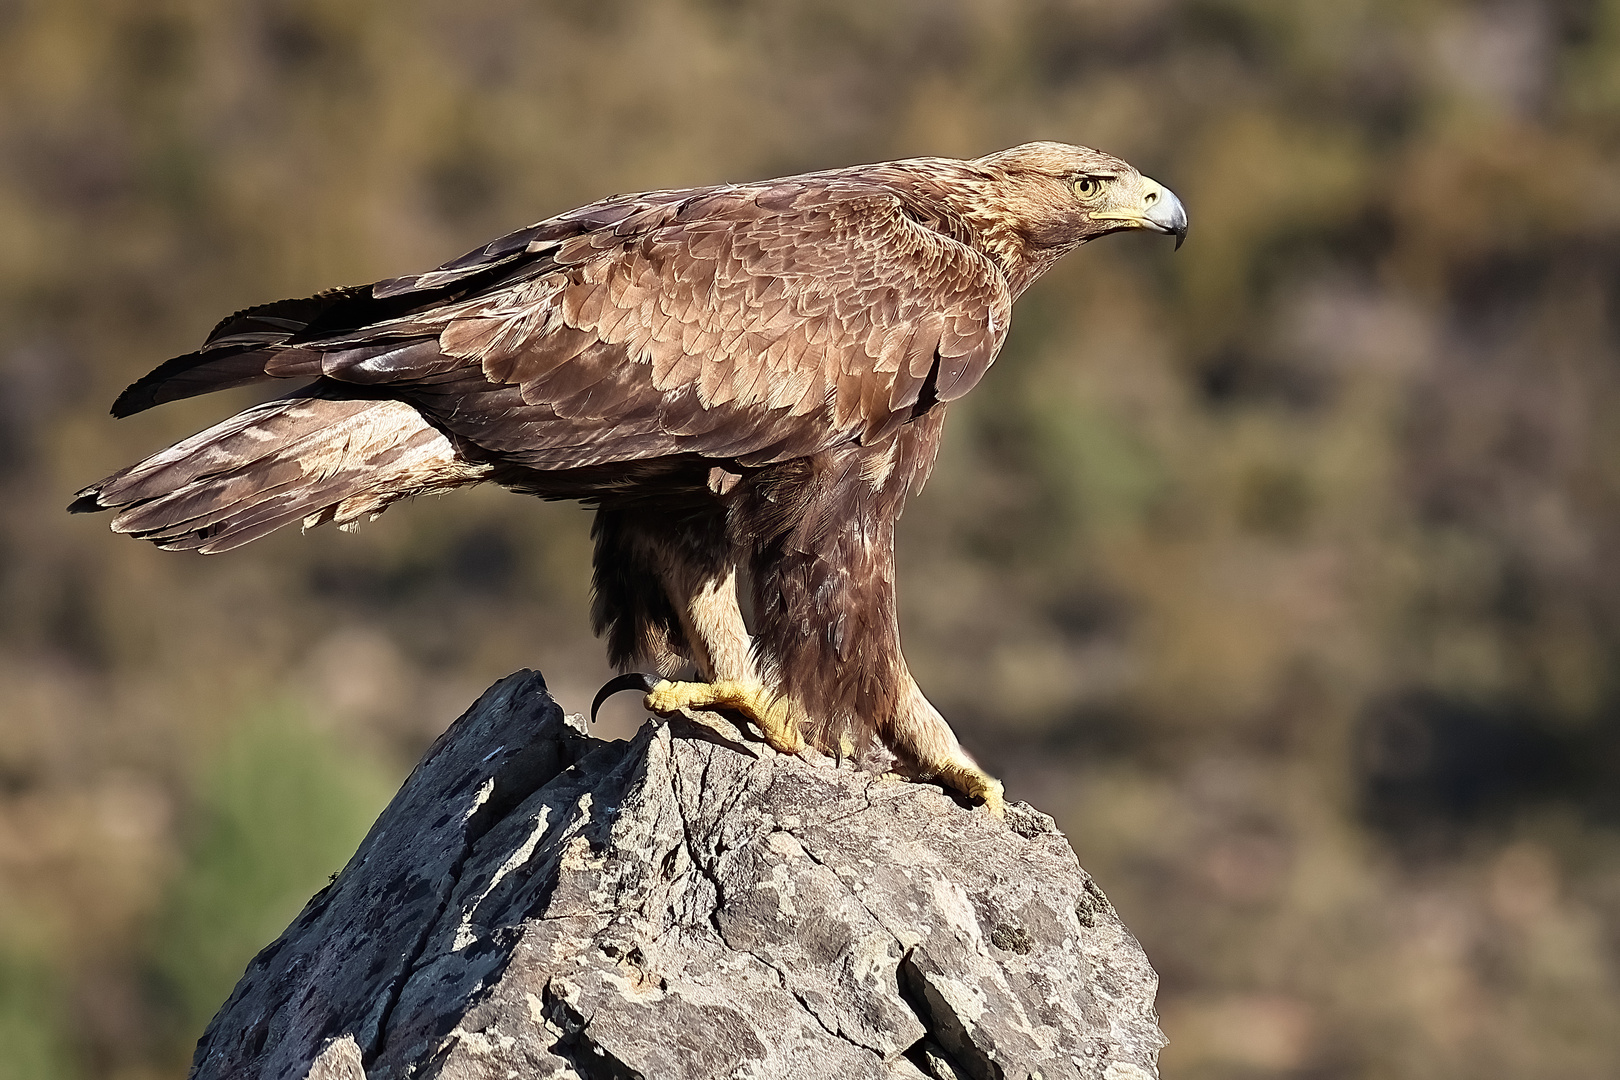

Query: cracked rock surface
left=191, top=670, right=1166, bottom=1080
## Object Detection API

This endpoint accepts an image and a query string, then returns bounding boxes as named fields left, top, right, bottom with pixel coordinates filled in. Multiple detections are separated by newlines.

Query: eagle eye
left=1073, top=177, right=1103, bottom=199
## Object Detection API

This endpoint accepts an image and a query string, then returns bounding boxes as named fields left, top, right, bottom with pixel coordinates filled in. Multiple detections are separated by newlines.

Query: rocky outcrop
left=191, top=670, right=1165, bottom=1080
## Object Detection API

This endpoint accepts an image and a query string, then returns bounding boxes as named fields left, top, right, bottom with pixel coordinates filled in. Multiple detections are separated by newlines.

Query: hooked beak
left=1094, top=176, right=1188, bottom=249
left=1142, top=178, right=1188, bottom=249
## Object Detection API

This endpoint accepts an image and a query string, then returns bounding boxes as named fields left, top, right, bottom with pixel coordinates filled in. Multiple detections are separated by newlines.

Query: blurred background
left=2, top=0, right=1619, bottom=1076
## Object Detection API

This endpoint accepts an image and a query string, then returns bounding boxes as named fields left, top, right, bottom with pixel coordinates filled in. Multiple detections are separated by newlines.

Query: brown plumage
left=72, top=142, right=1186, bottom=811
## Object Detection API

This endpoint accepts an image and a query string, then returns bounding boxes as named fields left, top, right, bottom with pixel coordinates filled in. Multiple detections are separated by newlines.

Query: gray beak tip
left=1144, top=181, right=1188, bottom=249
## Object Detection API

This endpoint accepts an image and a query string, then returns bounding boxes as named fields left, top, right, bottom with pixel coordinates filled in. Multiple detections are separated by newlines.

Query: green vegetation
left=0, top=948, right=76, bottom=1080
left=0, top=0, right=1618, bottom=1076
left=144, top=707, right=393, bottom=1064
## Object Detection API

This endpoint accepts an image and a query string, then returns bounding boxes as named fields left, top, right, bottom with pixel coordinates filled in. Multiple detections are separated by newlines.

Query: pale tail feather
left=71, top=395, right=490, bottom=553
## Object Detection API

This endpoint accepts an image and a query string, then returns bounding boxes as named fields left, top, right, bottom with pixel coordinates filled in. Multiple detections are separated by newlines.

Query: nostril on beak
left=1139, top=180, right=1187, bottom=248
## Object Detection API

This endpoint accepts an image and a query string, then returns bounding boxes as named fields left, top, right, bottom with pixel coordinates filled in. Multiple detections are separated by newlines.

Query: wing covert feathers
left=105, top=172, right=1012, bottom=473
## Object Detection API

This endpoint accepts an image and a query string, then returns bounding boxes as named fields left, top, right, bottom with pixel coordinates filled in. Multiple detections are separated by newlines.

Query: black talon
left=591, top=672, right=660, bottom=723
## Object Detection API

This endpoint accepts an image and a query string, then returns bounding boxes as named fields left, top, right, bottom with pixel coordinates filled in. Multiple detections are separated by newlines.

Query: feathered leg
left=888, top=675, right=1005, bottom=816
left=590, top=507, right=691, bottom=676
left=738, top=420, right=1002, bottom=812
left=590, top=501, right=805, bottom=752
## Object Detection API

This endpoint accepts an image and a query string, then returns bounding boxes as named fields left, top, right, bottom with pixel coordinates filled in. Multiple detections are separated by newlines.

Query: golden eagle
left=73, top=143, right=1186, bottom=814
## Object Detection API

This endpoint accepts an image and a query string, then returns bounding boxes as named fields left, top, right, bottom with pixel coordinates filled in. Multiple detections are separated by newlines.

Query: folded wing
left=110, top=177, right=1013, bottom=473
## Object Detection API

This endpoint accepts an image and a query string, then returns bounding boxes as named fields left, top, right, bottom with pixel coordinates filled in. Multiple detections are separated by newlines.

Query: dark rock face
left=191, top=671, right=1165, bottom=1080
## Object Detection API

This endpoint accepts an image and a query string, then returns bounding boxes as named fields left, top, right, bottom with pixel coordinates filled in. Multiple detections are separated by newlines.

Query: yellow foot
left=935, top=763, right=1006, bottom=817
left=643, top=678, right=806, bottom=755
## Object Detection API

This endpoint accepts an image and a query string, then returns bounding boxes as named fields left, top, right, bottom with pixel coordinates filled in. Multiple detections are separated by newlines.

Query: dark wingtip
left=106, top=344, right=232, bottom=418
left=67, top=487, right=104, bottom=514
left=110, top=381, right=156, bottom=418
left=590, top=672, right=660, bottom=724
left=109, top=356, right=197, bottom=417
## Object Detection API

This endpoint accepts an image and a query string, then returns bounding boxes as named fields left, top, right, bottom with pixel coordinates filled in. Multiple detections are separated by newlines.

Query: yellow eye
left=1074, top=177, right=1101, bottom=198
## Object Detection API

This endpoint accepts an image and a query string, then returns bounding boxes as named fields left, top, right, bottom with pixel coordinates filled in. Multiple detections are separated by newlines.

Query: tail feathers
left=72, top=395, right=490, bottom=554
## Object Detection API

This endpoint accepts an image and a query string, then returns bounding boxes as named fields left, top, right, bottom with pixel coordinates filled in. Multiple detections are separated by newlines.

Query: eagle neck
left=875, top=161, right=1058, bottom=299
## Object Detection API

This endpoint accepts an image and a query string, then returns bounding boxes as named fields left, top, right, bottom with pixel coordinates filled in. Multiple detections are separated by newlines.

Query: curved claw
left=591, top=671, right=660, bottom=724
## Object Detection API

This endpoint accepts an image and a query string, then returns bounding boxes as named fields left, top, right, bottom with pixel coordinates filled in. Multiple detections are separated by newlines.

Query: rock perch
left=190, top=670, right=1166, bottom=1079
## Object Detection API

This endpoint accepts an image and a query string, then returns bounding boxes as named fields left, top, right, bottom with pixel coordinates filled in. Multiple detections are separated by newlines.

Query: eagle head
left=964, top=142, right=1188, bottom=282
